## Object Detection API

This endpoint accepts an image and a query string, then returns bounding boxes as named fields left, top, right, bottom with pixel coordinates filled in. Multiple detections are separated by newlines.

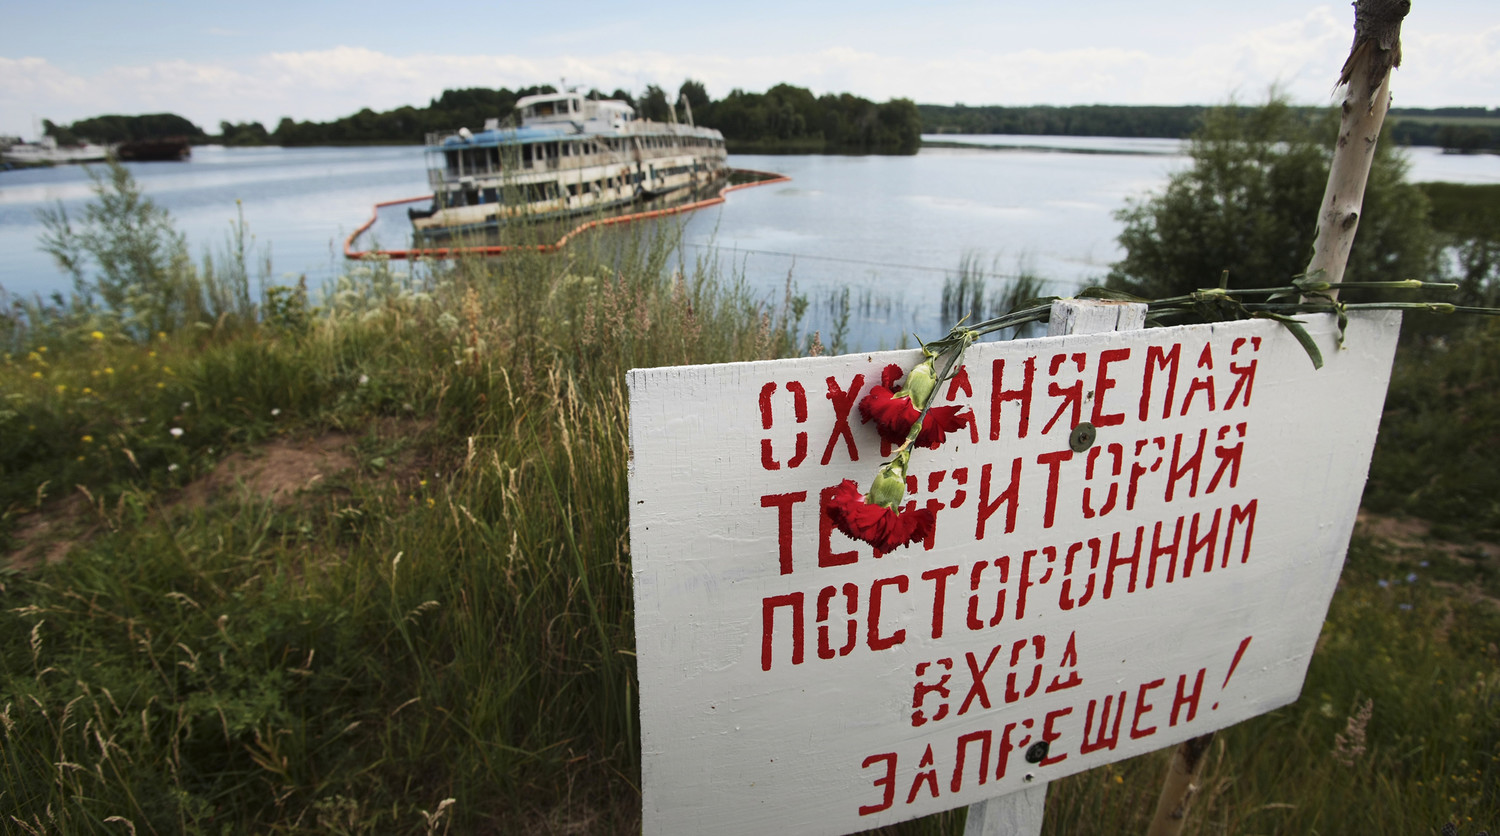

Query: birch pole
left=1147, top=4, right=1411, bottom=834
left=1305, top=0, right=1411, bottom=301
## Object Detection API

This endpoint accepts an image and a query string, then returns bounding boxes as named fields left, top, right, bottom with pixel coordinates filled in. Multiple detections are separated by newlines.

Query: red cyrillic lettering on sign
left=946, top=365, right=981, bottom=444
left=1103, top=526, right=1144, bottom=599
left=1058, top=537, right=1101, bottom=611
left=1005, top=635, right=1046, bottom=703
left=975, top=457, right=1023, bottom=540
left=1043, top=352, right=1088, bottom=435
left=958, top=643, right=1003, bottom=715
left=1183, top=508, right=1222, bottom=578
left=990, top=356, right=1035, bottom=440
left=921, top=565, right=960, bottom=639
left=761, top=491, right=807, bottom=575
left=1206, top=422, right=1246, bottom=493
left=816, top=583, right=859, bottom=660
left=858, top=752, right=898, bottom=816
left=1226, top=336, right=1261, bottom=409
left=1083, top=442, right=1124, bottom=519
left=905, top=745, right=941, bottom=804
left=911, top=658, right=953, bottom=727
left=1091, top=347, right=1131, bottom=427
left=1131, top=678, right=1166, bottom=740
left=1014, top=547, right=1056, bottom=621
left=1079, top=690, right=1128, bottom=755
left=1045, top=631, right=1082, bottom=693
left=818, top=485, right=860, bottom=569
left=761, top=593, right=804, bottom=671
left=951, top=730, right=992, bottom=793
left=994, top=719, right=1033, bottom=781
left=821, top=374, right=865, bottom=466
left=1149, top=516, right=1184, bottom=587
left=1127, top=436, right=1166, bottom=511
left=1039, top=706, right=1072, bottom=765
left=1139, top=342, right=1181, bottom=421
left=1165, top=428, right=1207, bottom=502
left=786, top=381, right=809, bottom=468
left=760, top=382, right=780, bottom=471
left=758, top=381, right=809, bottom=471
left=868, top=575, right=910, bottom=651
left=967, top=557, right=1008, bottom=630
left=1180, top=342, right=1217, bottom=416
left=1036, top=448, right=1073, bottom=529
left=1170, top=667, right=1206, bottom=726
left=1225, top=500, right=1258, bottom=565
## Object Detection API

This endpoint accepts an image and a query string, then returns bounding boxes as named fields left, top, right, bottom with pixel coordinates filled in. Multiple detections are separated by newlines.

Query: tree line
left=40, top=93, right=1498, bottom=154
left=919, top=103, right=1500, bottom=152
left=38, top=82, right=923, bottom=155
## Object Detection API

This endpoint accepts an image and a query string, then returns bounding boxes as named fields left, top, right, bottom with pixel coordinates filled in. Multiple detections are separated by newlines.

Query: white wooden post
left=962, top=297, right=1147, bottom=836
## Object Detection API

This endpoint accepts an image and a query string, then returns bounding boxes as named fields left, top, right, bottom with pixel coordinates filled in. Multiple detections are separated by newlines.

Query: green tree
left=1106, top=96, right=1436, bottom=301
left=639, top=85, right=672, bottom=122
left=41, top=119, right=79, bottom=145
left=679, top=79, right=710, bottom=113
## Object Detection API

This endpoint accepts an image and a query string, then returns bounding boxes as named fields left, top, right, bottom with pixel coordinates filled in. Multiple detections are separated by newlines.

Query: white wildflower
left=169, top=428, right=184, bottom=438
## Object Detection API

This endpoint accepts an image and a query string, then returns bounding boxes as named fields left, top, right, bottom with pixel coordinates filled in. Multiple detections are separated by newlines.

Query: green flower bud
left=905, top=359, right=937, bottom=410
left=868, top=462, right=908, bottom=509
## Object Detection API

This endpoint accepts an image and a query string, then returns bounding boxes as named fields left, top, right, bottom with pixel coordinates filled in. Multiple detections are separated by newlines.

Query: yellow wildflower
left=55, top=384, right=66, bottom=394
left=31, top=371, right=42, bottom=379
left=82, top=435, right=94, bottom=443
left=82, top=387, right=92, bottom=394
left=156, top=382, right=166, bottom=389
left=105, top=367, right=114, bottom=375
left=36, top=346, right=47, bottom=353
left=91, top=331, right=104, bottom=341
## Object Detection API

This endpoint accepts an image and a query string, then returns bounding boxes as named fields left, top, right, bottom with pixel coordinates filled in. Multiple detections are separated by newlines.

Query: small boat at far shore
left=408, top=90, right=729, bottom=237
left=1, top=136, right=111, bottom=166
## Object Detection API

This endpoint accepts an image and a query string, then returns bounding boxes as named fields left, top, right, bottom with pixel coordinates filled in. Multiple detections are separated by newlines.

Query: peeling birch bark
left=1305, top=0, right=1409, bottom=301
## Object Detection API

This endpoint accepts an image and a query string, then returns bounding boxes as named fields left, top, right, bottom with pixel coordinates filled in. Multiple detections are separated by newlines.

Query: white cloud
left=2, top=12, right=1495, bottom=139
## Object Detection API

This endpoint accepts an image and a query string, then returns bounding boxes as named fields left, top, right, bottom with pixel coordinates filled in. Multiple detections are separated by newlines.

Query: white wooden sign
left=627, top=311, right=1400, bottom=835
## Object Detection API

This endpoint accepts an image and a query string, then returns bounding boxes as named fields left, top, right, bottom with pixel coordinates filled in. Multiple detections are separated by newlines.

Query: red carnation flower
left=825, top=478, right=936, bottom=552
left=859, top=363, right=969, bottom=449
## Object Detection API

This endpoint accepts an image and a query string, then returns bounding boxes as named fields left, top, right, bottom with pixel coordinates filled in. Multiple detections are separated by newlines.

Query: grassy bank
left=3, top=169, right=1497, bottom=834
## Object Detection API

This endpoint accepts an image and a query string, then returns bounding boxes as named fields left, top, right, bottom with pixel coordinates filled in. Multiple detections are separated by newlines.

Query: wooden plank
left=628, top=310, right=1401, bottom=836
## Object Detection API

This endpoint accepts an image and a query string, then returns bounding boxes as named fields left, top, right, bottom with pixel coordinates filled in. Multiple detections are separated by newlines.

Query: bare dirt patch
left=1356, top=510, right=1500, bottom=563
left=3, top=493, right=96, bottom=571
left=176, top=434, right=357, bottom=510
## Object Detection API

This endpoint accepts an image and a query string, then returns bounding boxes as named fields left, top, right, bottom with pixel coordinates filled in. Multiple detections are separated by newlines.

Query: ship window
left=522, top=144, right=533, bottom=163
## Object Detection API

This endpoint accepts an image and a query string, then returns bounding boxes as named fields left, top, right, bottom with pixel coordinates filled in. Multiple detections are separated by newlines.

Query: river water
left=3, top=136, right=1497, bottom=349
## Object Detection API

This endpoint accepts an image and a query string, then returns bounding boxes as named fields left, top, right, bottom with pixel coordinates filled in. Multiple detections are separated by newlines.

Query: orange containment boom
left=344, top=168, right=790, bottom=260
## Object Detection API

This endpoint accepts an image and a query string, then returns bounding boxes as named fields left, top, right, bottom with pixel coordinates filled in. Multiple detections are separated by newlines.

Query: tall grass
left=940, top=252, right=1053, bottom=339
left=1, top=168, right=806, bottom=832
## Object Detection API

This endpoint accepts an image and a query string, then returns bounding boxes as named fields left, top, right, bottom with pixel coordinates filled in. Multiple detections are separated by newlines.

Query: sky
left=3, top=0, right=1498, bottom=138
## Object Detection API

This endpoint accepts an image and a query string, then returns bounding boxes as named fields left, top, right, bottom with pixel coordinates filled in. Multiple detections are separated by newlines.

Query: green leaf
left=1252, top=312, right=1323, bottom=369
